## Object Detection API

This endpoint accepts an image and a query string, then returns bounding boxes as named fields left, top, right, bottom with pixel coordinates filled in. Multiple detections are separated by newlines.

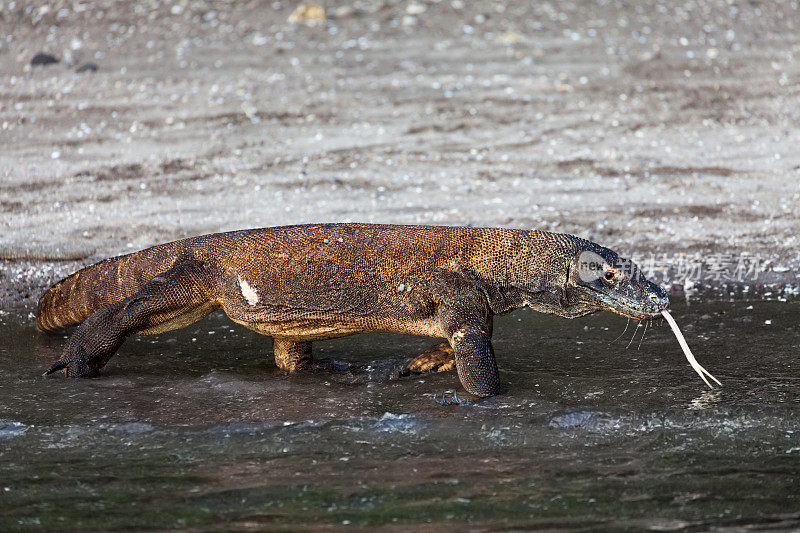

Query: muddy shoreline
left=3, top=298, right=800, bottom=530
left=2, top=0, right=799, bottom=309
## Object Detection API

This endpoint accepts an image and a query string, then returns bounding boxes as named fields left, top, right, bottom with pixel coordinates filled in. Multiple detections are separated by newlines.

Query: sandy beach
left=2, top=0, right=799, bottom=307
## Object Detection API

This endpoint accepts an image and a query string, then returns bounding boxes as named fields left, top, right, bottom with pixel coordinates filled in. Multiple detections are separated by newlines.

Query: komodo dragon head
left=560, top=244, right=669, bottom=321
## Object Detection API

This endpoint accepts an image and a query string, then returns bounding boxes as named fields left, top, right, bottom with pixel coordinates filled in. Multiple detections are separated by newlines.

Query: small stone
left=287, top=3, right=326, bottom=25
left=75, top=63, right=98, bottom=73
left=332, top=5, right=354, bottom=18
left=406, top=2, right=427, bottom=15
left=495, top=31, right=527, bottom=45
left=31, top=53, right=59, bottom=66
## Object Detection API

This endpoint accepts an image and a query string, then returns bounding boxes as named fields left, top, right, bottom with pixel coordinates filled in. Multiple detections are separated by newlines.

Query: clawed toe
left=42, top=359, right=99, bottom=378
left=42, top=360, right=67, bottom=377
left=434, top=389, right=471, bottom=406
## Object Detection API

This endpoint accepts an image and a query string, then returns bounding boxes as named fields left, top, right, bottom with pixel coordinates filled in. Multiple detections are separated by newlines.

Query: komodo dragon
left=37, top=223, right=669, bottom=399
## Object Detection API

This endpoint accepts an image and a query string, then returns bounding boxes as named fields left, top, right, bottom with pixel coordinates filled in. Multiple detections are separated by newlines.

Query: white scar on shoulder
left=237, top=275, right=259, bottom=306
left=661, top=310, right=722, bottom=389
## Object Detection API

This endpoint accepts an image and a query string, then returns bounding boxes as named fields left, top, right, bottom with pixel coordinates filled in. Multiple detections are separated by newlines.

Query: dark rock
left=30, top=52, right=59, bottom=66
left=76, top=62, right=99, bottom=73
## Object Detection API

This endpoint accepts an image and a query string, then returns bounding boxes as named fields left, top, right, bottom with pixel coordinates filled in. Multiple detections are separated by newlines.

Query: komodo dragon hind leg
left=272, top=338, right=350, bottom=372
left=402, top=342, right=455, bottom=375
left=44, top=261, right=217, bottom=378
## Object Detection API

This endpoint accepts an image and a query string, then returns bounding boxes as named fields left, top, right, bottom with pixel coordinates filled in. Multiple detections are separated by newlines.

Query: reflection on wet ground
left=1, top=300, right=799, bottom=530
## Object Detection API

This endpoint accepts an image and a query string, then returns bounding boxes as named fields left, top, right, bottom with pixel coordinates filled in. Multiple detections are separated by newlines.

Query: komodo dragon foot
left=401, top=342, right=455, bottom=375
left=272, top=338, right=352, bottom=373
left=42, top=299, right=131, bottom=377
left=43, top=332, right=111, bottom=378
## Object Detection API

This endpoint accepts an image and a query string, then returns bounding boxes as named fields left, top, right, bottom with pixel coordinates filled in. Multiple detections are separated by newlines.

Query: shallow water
left=1, top=300, right=799, bottom=531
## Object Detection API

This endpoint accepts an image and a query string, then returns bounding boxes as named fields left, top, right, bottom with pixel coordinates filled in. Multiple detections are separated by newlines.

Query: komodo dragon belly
left=216, top=270, right=444, bottom=341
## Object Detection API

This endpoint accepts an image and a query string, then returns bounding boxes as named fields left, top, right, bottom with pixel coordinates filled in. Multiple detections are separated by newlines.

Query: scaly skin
left=37, top=223, right=669, bottom=398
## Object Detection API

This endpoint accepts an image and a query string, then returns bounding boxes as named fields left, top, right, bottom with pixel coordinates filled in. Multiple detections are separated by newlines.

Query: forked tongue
left=661, top=310, right=721, bottom=388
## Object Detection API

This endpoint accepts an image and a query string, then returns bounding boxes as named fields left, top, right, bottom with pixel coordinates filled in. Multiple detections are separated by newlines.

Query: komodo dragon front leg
left=44, top=261, right=218, bottom=377
left=434, top=299, right=500, bottom=399
left=404, top=319, right=495, bottom=375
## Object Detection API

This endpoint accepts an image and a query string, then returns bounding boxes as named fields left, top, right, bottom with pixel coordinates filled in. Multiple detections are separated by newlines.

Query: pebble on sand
left=288, top=3, right=326, bottom=25
left=76, top=63, right=99, bottom=73
left=30, top=53, right=59, bottom=66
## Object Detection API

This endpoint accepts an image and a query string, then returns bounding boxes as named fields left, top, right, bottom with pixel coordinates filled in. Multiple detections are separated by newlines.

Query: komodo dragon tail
left=36, top=240, right=190, bottom=332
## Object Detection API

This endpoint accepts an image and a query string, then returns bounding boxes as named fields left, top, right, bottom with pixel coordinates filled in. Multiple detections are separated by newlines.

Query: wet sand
left=2, top=0, right=800, bottom=308
left=2, top=300, right=800, bottom=530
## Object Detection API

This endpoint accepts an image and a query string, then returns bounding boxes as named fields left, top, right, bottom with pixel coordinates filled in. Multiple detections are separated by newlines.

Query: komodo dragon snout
left=565, top=246, right=669, bottom=321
